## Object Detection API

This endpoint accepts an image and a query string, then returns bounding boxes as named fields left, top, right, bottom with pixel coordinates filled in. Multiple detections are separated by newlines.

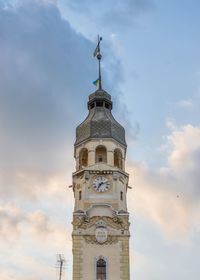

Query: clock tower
left=71, top=38, right=130, bottom=280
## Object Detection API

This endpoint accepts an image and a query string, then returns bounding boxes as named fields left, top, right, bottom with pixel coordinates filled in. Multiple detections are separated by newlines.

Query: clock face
left=92, top=176, right=110, bottom=192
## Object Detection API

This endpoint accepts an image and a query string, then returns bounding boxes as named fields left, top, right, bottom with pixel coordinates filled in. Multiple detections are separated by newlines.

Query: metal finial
left=93, top=35, right=103, bottom=90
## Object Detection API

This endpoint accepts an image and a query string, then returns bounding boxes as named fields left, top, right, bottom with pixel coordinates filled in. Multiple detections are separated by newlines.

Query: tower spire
left=93, top=35, right=102, bottom=90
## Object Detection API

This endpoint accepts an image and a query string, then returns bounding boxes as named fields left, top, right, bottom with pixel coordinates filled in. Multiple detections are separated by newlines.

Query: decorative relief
left=113, top=172, right=118, bottom=180
left=95, top=227, right=108, bottom=243
left=72, top=216, right=98, bottom=230
left=72, top=217, right=83, bottom=228
left=72, top=215, right=130, bottom=230
left=72, top=182, right=84, bottom=192
left=89, top=170, right=113, bottom=175
left=76, top=183, right=81, bottom=190
left=84, top=172, right=90, bottom=180
left=96, top=220, right=107, bottom=228
left=84, top=234, right=118, bottom=245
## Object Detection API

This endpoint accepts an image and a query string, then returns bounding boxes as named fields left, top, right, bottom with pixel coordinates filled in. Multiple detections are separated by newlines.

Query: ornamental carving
left=95, top=227, right=108, bottom=243
left=76, top=183, right=81, bottom=190
left=84, top=234, right=118, bottom=245
left=72, top=215, right=129, bottom=230
left=72, top=216, right=98, bottom=230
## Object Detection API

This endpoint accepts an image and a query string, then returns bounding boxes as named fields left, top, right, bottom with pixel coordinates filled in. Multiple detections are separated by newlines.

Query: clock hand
left=97, top=182, right=101, bottom=190
left=97, top=182, right=103, bottom=190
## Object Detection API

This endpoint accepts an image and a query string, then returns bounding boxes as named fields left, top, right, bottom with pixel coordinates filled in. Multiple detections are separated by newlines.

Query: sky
left=0, top=0, right=200, bottom=279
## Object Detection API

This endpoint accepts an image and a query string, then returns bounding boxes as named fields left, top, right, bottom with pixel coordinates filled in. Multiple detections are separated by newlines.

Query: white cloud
left=167, top=124, right=200, bottom=171
left=0, top=2, right=87, bottom=278
left=177, top=99, right=194, bottom=109
left=65, top=0, right=154, bottom=27
left=128, top=123, right=200, bottom=239
left=0, top=204, right=72, bottom=280
left=0, top=0, right=95, bottom=202
left=0, top=204, right=70, bottom=241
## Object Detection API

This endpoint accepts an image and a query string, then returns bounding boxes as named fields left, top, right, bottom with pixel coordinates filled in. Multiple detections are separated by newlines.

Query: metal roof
left=75, top=89, right=126, bottom=146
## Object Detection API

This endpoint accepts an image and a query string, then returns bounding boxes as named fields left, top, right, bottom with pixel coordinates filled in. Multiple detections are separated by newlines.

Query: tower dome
left=75, top=88, right=126, bottom=146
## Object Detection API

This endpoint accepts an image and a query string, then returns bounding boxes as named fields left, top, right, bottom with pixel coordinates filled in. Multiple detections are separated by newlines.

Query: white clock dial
left=92, top=176, right=110, bottom=192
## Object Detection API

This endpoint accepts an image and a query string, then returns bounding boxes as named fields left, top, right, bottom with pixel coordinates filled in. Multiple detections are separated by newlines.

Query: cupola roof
left=75, top=89, right=126, bottom=146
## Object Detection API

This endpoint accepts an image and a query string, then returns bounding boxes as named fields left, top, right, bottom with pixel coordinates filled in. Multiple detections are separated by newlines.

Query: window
left=120, top=191, right=123, bottom=201
left=105, top=102, right=110, bottom=109
left=90, top=103, right=95, bottom=109
left=114, top=149, right=122, bottom=169
left=98, top=156, right=103, bottom=162
left=79, top=191, right=82, bottom=200
left=96, top=258, right=106, bottom=280
left=96, top=101, right=103, bottom=107
left=79, top=148, right=88, bottom=168
left=95, top=146, right=107, bottom=163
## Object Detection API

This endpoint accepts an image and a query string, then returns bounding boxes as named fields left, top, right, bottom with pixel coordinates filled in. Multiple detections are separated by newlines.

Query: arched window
left=96, top=258, right=106, bottom=280
left=114, top=149, right=122, bottom=169
left=79, top=148, right=88, bottom=168
left=95, top=146, right=107, bottom=163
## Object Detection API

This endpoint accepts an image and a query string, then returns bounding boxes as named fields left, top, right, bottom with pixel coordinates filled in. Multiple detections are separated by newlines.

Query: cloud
left=65, top=0, right=154, bottom=28
left=167, top=124, right=200, bottom=173
left=0, top=272, right=13, bottom=280
left=0, top=204, right=70, bottom=241
left=0, top=0, right=129, bottom=203
left=102, top=0, right=154, bottom=27
left=0, top=203, right=72, bottom=280
left=128, top=123, right=200, bottom=238
left=177, top=99, right=194, bottom=109
left=0, top=205, right=26, bottom=241
left=0, top=3, right=89, bottom=276
left=0, top=0, right=93, bottom=153
left=0, top=0, right=97, bottom=200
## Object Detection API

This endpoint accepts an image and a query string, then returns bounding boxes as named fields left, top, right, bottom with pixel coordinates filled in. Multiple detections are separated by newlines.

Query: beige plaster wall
left=82, top=241, right=121, bottom=280
left=75, top=139, right=126, bottom=171
left=72, top=235, right=130, bottom=280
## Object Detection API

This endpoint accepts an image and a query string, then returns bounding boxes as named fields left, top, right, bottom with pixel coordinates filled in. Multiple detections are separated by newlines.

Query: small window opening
left=96, top=101, right=103, bottom=107
left=79, top=148, right=88, bottom=168
left=91, top=103, right=95, bottom=109
left=95, top=146, right=107, bottom=163
left=96, top=258, right=106, bottom=280
left=114, top=149, right=122, bottom=169
left=120, top=191, right=123, bottom=201
left=105, top=103, right=110, bottom=109
left=79, top=191, right=82, bottom=200
left=98, top=156, right=103, bottom=162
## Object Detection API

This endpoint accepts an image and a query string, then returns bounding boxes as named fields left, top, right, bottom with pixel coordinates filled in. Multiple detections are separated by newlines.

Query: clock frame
left=92, top=176, right=110, bottom=192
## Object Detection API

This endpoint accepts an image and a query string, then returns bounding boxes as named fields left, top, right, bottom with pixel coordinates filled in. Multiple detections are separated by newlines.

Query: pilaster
left=119, top=237, right=130, bottom=280
left=72, top=235, right=83, bottom=280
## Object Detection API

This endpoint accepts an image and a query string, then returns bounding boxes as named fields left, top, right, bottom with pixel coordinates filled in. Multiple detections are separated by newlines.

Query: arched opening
left=96, top=258, right=106, bottom=280
left=114, top=149, right=122, bottom=169
left=95, top=146, right=107, bottom=163
left=79, top=148, right=88, bottom=168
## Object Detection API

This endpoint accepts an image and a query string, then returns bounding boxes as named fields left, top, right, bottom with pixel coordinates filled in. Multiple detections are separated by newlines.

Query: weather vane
left=93, top=35, right=103, bottom=90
